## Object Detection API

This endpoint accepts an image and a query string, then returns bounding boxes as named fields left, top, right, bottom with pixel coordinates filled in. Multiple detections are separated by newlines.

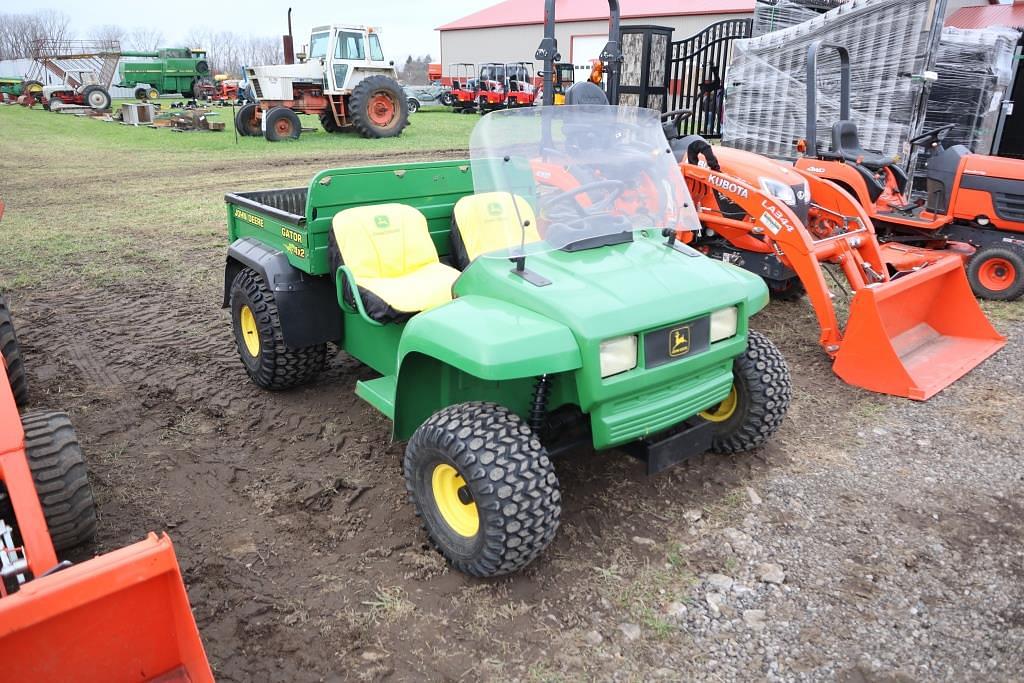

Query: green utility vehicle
left=116, top=48, right=211, bottom=99
left=222, top=105, right=791, bottom=576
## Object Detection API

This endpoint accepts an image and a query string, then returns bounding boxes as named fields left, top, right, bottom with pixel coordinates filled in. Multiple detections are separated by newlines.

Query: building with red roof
left=437, top=0, right=756, bottom=81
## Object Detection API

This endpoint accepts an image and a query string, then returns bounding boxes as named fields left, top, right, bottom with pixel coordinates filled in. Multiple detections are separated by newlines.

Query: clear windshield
left=309, top=32, right=329, bottom=59
left=469, top=105, right=700, bottom=258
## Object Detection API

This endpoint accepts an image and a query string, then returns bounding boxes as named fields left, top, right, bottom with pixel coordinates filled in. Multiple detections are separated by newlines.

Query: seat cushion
left=332, top=203, right=458, bottom=323
left=358, top=262, right=461, bottom=322
left=333, top=203, right=440, bottom=280
left=450, top=192, right=541, bottom=269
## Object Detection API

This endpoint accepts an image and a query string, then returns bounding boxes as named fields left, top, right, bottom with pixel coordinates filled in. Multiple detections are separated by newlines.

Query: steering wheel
left=660, top=109, right=693, bottom=140
left=541, top=180, right=626, bottom=222
left=910, top=123, right=955, bottom=147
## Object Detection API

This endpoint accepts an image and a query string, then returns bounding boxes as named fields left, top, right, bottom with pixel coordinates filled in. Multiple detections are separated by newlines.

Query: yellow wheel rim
left=26, top=83, right=42, bottom=94
left=149, top=89, right=158, bottom=99
left=701, top=386, right=739, bottom=423
left=239, top=305, right=260, bottom=357
left=431, top=463, right=479, bottom=537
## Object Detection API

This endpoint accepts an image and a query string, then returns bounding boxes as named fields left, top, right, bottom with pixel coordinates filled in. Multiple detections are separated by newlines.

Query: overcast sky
left=34, top=0, right=487, bottom=60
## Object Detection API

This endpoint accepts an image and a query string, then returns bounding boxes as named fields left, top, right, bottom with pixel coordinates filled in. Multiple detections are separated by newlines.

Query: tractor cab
left=303, top=24, right=391, bottom=94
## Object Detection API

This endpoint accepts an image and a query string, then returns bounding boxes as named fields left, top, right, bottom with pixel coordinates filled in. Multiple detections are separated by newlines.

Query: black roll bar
left=806, top=41, right=851, bottom=156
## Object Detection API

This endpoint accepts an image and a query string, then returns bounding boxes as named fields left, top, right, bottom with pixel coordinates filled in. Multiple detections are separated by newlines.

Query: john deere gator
left=222, top=105, right=792, bottom=576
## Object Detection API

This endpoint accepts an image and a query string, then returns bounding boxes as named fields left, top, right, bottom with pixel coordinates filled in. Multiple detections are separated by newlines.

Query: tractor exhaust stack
left=283, top=8, right=295, bottom=65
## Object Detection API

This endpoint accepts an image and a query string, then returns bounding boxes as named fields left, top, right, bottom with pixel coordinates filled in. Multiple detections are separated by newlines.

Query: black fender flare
left=224, top=237, right=342, bottom=349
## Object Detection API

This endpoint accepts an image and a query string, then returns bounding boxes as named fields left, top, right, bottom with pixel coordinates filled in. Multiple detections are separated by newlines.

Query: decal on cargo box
left=233, top=208, right=264, bottom=228
left=281, top=227, right=304, bottom=244
left=284, top=243, right=307, bottom=259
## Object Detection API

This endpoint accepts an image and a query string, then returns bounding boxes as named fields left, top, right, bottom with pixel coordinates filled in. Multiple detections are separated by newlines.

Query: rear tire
left=264, top=106, right=301, bottom=141
left=0, top=294, right=28, bottom=407
left=967, top=246, right=1024, bottom=301
left=701, top=331, right=790, bottom=454
left=404, top=402, right=561, bottom=577
left=134, top=86, right=148, bottom=100
left=234, top=103, right=261, bottom=136
left=319, top=111, right=342, bottom=134
left=349, top=75, right=409, bottom=138
left=229, top=268, right=327, bottom=390
left=21, top=411, right=97, bottom=553
left=440, top=92, right=453, bottom=107
left=407, top=97, right=420, bottom=114
left=82, top=85, right=111, bottom=111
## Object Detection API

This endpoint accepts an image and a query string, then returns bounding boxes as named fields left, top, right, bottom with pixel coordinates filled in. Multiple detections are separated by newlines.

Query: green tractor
left=116, top=48, right=212, bottom=100
left=222, top=105, right=791, bottom=577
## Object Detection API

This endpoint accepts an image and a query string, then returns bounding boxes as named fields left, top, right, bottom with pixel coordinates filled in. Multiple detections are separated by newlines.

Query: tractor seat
left=450, top=193, right=542, bottom=269
left=332, top=203, right=460, bottom=323
left=831, top=120, right=896, bottom=171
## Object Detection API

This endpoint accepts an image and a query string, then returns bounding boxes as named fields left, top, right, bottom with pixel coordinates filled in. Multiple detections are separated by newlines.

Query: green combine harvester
left=221, top=105, right=792, bottom=577
left=116, top=48, right=212, bottom=99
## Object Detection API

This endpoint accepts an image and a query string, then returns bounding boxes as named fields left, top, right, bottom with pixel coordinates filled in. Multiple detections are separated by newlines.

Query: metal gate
left=668, top=19, right=752, bottom=138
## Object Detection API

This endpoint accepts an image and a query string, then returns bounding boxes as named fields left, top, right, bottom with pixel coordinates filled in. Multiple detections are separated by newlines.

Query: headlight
left=759, top=177, right=797, bottom=206
left=710, top=307, right=739, bottom=343
left=600, top=335, right=638, bottom=378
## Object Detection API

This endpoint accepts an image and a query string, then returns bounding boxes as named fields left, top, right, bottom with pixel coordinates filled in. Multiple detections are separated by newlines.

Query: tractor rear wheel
left=0, top=294, right=28, bottom=407
left=967, top=246, right=1024, bottom=301
left=264, top=106, right=301, bottom=141
left=21, top=411, right=97, bottom=552
left=229, top=268, right=327, bottom=389
left=700, top=331, right=791, bottom=454
left=404, top=402, right=561, bottom=577
left=234, top=103, right=261, bottom=136
left=82, top=85, right=111, bottom=111
left=349, top=75, right=409, bottom=138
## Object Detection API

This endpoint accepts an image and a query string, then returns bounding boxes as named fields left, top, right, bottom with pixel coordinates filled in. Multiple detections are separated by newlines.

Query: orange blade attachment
left=0, top=533, right=213, bottom=683
left=833, top=254, right=1005, bottom=400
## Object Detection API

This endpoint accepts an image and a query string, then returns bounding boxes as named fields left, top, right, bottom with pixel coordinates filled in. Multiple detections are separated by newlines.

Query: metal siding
left=440, top=14, right=752, bottom=76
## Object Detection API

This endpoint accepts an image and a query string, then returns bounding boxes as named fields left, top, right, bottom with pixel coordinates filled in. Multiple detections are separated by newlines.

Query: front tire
left=700, top=331, right=790, bottom=454
left=349, top=75, right=409, bottom=138
left=234, top=102, right=261, bottom=136
left=264, top=106, right=301, bottom=141
left=134, top=86, right=148, bottom=100
left=0, top=293, right=28, bottom=407
left=767, top=277, right=805, bottom=301
left=21, top=411, right=97, bottom=552
left=407, top=97, right=420, bottom=114
left=229, top=268, right=327, bottom=390
left=967, top=246, right=1024, bottom=301
left=404, top=402, right=561, bottom=577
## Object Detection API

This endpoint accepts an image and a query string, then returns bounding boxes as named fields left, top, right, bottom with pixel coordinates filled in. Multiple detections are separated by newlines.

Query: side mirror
left=389, top=61, right=395, bottom=67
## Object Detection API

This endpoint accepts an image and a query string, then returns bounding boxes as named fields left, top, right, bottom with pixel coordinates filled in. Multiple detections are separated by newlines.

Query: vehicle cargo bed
left=226, top=188, right=307, bottom=226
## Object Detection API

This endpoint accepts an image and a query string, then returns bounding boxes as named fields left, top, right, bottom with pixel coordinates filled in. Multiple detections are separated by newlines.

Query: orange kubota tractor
left=661, top=112, right=1005, bottom=401
left=794, top=41, right=1024, bottom=301
left=0, top=273, right=212, bottom=679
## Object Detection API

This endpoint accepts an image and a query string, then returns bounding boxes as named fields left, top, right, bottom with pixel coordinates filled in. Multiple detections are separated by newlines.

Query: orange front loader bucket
left=833, top=253, right=1006, bottom=400
left=0, top=533, right=213, bottom=683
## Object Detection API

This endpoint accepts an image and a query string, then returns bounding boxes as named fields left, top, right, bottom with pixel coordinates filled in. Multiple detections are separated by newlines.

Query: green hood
left=454, top=235, right=767, bottom=339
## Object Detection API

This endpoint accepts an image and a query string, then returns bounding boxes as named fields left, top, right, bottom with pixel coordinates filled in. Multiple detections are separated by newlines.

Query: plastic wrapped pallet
left=722, top=0, right=945, bottom=161
left=753, top=0, right=850, bottom=36
left=923, top=26, right=1020, bottom=155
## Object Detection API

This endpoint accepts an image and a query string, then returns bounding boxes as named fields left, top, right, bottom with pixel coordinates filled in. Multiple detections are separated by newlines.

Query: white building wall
left=439, top=13, right=752, bottom=78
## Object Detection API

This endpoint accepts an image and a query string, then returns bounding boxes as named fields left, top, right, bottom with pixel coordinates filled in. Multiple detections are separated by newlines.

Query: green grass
left=1, top=98, right=476, bottom=158
left=0, top=101, right=474, bottom=290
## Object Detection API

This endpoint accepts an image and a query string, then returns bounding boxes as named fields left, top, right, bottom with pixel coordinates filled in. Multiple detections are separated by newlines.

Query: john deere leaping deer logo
left=670, top=326, right=691, bottom=357
left=374, top=215, right=391, bottom=229
left=487, top=202, right=504, bottom=217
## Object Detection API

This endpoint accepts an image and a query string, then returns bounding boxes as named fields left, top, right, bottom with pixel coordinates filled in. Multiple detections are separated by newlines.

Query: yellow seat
left=332, top=203, right=460, bottom=323
left=451, top=192, right=542, bottom=269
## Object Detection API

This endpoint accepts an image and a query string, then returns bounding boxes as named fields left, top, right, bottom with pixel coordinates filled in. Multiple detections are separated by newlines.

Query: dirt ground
left=2, top=112, right=1022, bottom=682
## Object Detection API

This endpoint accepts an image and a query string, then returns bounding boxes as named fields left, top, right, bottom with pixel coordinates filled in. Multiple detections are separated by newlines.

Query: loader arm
left=682, top=160, right=1005, bottom=400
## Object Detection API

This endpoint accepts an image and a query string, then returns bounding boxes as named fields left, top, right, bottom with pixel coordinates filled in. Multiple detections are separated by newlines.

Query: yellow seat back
left=332, top=203, right=439, bottom=280
left=451, top=193, right=542, bottom=268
